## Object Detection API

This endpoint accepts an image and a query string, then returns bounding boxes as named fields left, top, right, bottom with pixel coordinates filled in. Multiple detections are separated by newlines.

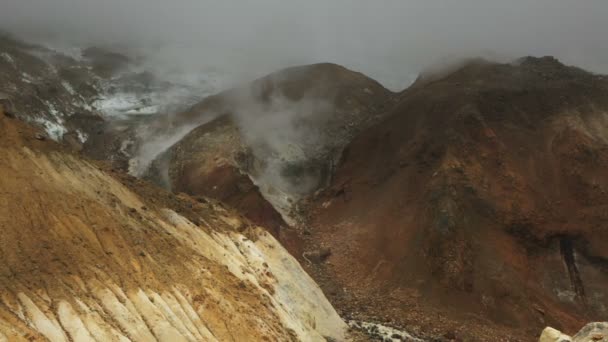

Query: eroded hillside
left=4, top=33, right=608, bottom=341
left=301, top=57, right=608, bottom=340
left=0, top=109, right=346, bottom=341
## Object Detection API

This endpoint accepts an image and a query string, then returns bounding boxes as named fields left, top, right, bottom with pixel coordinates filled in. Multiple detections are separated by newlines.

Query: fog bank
left=1, top=1, right=607, bottom=90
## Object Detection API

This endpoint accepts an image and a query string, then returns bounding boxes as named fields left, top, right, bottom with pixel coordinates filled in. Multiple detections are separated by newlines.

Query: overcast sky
left=1, top=0, right=608, bottom=90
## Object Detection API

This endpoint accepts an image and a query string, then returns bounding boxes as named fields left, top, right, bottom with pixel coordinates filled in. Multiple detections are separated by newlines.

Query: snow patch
left=93, top=92, right=163, bottom=117
left=33, top=117, right=67, bottom=141
left=77, top=130, right=88, bottom=143
left=349, top=320, right=424, bottom=342
left=61, top=81, right=76, bottom=95
left=21, top=72, right=34, bottom=84
left=79, top=98, right=94, bottom=112
left=93, top=93, right=141, bottom=117
left=46, top=102, right=61, bottom=117
left=0, top=53, right=15, bottom=67
left=92, top=68, right=224, bottom=119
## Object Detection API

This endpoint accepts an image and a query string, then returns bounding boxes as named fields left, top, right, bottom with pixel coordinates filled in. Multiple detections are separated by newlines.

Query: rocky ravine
left=0, top=107, right=347, bottom=341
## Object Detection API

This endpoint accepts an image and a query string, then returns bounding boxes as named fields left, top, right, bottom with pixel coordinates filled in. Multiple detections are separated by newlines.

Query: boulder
left=572, top=323, right=608, bottom=342
left=539, top=327, right=572, bottom=342
left=540, top=323, right=608, bottom=342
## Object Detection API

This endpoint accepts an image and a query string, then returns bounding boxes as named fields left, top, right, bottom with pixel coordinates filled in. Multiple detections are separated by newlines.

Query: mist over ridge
left=1, top=0, right=608, bottom=91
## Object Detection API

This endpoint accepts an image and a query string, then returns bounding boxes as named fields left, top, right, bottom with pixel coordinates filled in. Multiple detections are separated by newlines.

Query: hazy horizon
left=2, top=1, right=608, bottom=90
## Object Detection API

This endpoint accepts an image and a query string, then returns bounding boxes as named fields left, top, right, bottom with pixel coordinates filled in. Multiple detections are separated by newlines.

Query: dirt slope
left=0, top=109, right=346, bottom=341
left=302, top=57, right=608, bottom=340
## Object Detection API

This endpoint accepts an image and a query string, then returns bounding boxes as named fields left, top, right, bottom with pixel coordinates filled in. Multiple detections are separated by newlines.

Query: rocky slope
left=0, top=34, right=220, bottom=159
left=4, top=30, right=607, bottom=340
left=134, top=57, right=608, bottom=340
left=0, top=107, right=347, bottom=341
left=0, top=35, right=101, bottom=143
left=143, top=63, right=395, bottom=244
left=300, top=57, right=608, bottom=340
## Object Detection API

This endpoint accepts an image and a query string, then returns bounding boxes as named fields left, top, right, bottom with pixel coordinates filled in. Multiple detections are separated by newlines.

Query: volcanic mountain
left=3, top=29, right=608, bottom=340
left=134, top=57, right=608, bottom=340
left=300, top=57, right=608, bottom=340
left=143, top=63, right=395, bottom=250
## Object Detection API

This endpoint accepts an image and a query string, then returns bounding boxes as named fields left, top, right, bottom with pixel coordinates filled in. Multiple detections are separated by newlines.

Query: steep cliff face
left=0, top=109, right=346, bottom=341
left=301, top=57, right=608, bottom=340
